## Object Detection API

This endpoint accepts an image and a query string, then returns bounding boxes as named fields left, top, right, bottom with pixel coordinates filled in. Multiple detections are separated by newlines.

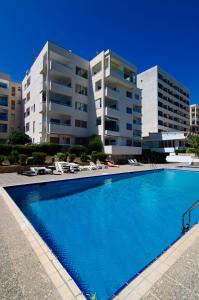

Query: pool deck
left=0, top=163, right=199, bottom=300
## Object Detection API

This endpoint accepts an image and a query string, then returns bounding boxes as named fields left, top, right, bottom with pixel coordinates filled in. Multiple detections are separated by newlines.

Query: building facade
left=0, top=72, right=23, bottom=143
left=190, top=104, right=199, bottom=133
left=137, top=66, right=190, bottom=153
left=22, top=41, right=142, bottom=156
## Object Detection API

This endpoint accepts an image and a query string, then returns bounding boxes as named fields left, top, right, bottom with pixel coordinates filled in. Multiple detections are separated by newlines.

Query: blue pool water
left=5, top=169, right=199, bottom=300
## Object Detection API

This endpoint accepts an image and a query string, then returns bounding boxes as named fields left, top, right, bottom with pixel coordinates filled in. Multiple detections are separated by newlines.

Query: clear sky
left=0, top=0, right=198, bottom=102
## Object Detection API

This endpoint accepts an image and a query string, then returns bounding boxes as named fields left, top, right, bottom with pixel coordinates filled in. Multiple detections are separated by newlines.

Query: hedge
left=0, top=143, right=62, bottom=156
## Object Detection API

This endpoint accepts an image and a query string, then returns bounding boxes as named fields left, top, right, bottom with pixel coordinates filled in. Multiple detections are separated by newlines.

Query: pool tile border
left=0, top=186, right=86, bottom=300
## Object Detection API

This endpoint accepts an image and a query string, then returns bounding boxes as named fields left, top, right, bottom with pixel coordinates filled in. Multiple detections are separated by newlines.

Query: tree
left=8, top=130, right=31, bottom=145
left=189, top=135, right=199, bottom=156
left=88, top=135, right=103, bottom=153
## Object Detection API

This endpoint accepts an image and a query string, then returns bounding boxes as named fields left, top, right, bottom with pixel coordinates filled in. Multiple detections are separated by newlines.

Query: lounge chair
left=18, top=169, right=37, bottom=176
left=89, top=162, right=97, bottom=170
left=55, top=162, right=75, bottom=174
left=128, top=159, right=141, bottom=166
left=30, top=167, right=52, bottom=175
left=96, top=160, right=107, bottom=169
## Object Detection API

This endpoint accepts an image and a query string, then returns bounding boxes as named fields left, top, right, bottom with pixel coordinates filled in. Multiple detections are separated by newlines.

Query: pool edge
left=0, top=186, right=86, bottom=300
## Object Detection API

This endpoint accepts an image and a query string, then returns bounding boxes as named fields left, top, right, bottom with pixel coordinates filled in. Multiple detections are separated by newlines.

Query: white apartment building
left=190, top=104, right=199, bottom=133
left=137, top=66, right=190, bottom=153
left=0, top=72, right=23, bottom=143
left=22, top=41, right=142, bottom=156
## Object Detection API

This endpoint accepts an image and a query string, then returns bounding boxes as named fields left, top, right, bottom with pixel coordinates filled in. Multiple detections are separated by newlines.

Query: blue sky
left=0, top=0, right=198, bottom=102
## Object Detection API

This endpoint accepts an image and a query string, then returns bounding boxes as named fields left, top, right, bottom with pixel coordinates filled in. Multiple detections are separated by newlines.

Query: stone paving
left=141, top=236, right=199, bottom=300
left=0, top=194, right=62, bottom=300
left=0, top=163, right=199, bottom=300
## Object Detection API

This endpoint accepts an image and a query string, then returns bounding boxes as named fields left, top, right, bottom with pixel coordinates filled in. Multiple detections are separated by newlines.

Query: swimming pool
left=5, top=169, right=199, bottom=299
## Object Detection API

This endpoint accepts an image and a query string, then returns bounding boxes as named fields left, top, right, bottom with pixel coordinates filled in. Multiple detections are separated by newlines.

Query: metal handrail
left=182, top=200, right=199, bottom=233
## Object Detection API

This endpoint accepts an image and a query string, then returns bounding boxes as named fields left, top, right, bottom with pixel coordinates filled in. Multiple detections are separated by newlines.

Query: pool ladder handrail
left=182, top=199, right=199, bottom=233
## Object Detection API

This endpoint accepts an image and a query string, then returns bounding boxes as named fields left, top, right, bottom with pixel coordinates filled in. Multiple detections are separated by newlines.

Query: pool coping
left=1, top=167, right=199, bottom=300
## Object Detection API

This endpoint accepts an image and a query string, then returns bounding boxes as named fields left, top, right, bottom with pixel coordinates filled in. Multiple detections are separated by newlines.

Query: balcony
left=50, top=80, right=72, bottom=96
left=133, top=108, right=142, bottom=116
left=105, top=67, right=136, bottom=88
left=132, top=123, right=141, bottom=130
left=105, top=87, right=120, bottom=100
left=105, top=106, right=120, bottom=118
left=49, top=100, right=73, bottom=115
left=104, top=145, right=142, bottom=155
left=50, top=60, right=73, bottom=77
left=49, top=122, right=73, bottom=135
left=0, top=87, right=9, bottom=96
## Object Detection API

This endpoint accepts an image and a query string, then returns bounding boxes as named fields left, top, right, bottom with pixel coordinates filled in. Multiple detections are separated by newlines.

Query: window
left=33, top=121, right=35, bottom=133
left=50, top=118, right=60, bottom=124
left=126, top=91, right=132, bottom=98
left=0, top=96, right=8, bottom=106
left=133, top=141, right=141, bottom=147
left=126, top=123, right=132, bottom=130
left=27, top=92, right=30, bottom=102
left=18, top=86, right=21, bottom=91
left=75, top=84, right=88, bottom=96
left=96, top=117, right=101, bottom=125
left=126, top=107, right=132, bottom=114
left=95, top=80, right=102, bottom=91
left=25, top=123, right=30, bottom=132
left=126, top=139, right=132, bottom=146
left=11, top=114, right=15, bottom=122
left=0, top=82, right=8, bottom=89
left=0, top=124, right=7, bottom=132
left=11, top=100, right=15, bottom=110
left=0, top=111, right=8, bottom=121
left=26, top=107, right=30, bottom=117
left=11, top=87, right=16, bottom=96
left=92, top=62, right=102, bottom=75
left=27, top=76, right=31, bottom=86
left=75, top=119, right=87, bottom=128
left=33, top=104, right=35, bottom=112
left=95, top=98, right=101, bottom=109
left=75, top=101, right=87, bottom=112
left=135, top=94, right=140, bottom=100
left=76, top=66, right=88, bottom=79
left=105, top=138, right=116, bottom=145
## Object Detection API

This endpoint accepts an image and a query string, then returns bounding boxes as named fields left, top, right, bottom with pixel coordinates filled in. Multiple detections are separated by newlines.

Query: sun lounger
left=128, top=159, right=141, bottom=166
left=96, top=160, right=107, bottom=169
left=30, top=167, right=52, bottom=175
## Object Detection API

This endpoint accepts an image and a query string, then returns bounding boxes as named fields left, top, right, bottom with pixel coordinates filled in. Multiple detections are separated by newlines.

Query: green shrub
left=88, top=135, right=103, bottom=153
left=91, top=151, right=107, bottom=163
left=0, top=155, right=5, bottom=165
left=8, top=130, right=31, bottom=145
left=33, top=143, right=62, bottom=155
left=80, top=152, right=89, bottom=162
left=0, top=143, right=62, bottom=156
left=55, top=152, right=67, bottom=161
left=32, top=152, right=46, bottom=165
left=19, top=154, right=27, bottom=166
left=68, top=153, right=76, bottom=162
left=7, top=150, right=19, bottom=165
left=69, top=145, right=87, bottom=156
left=27, top=157, right=35, bottom=165
left=186, top=148, right=195, bottom=153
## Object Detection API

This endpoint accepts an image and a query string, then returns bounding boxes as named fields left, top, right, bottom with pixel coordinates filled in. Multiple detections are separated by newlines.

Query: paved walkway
left=0, top=164, right=199, bottom=300
left=0, top=194, right=62, bottom=300
left=141, top=235, right=199, bottom=300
